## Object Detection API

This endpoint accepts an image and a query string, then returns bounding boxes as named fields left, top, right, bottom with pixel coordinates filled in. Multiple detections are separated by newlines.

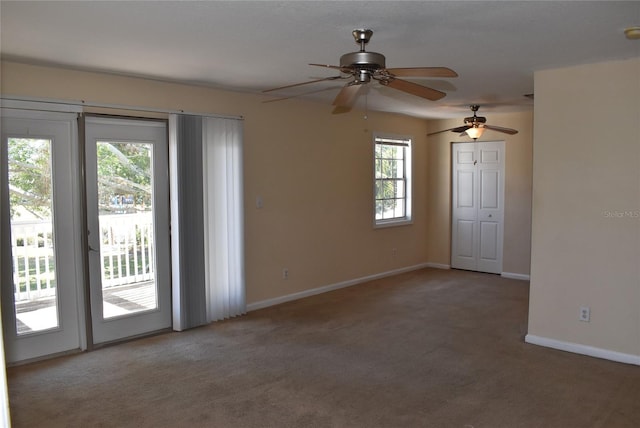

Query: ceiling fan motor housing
left=340, top=51, right=386, bottom=83
left=343, top=29, right=385, bottom=72
left=465, top=116, right=487, bottom=124
left=340, top=51, right=386, bottom=70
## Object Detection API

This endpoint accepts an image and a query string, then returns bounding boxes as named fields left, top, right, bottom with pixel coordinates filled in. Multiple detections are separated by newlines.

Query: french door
left=1, top=111, right=172, bottom=362
left=1, top=109, right=84, bottom=363
left=84, top=117, right=171, bottom=344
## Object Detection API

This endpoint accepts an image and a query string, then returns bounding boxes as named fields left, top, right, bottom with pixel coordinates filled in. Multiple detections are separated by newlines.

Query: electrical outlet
left=579, top=306, right=590, bottom=322
left=282, top=268, right=289, bottom=280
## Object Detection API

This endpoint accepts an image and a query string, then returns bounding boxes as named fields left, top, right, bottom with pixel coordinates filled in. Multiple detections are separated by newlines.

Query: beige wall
left=528, top=58, right=640, bottom=356
left=425, top=110, right=534, bottom=275
left=1, top=61, right=432, bottom=305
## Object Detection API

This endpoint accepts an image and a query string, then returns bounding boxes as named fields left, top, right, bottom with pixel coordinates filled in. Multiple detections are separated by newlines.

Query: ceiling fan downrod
left=352, top=29, right=373, bottom=51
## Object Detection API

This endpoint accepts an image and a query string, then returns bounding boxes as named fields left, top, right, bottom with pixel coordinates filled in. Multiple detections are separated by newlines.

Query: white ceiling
left=1, top=1, right=639, bottom=118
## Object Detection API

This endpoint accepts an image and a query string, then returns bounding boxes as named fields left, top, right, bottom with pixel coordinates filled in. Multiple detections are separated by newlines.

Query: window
left=373, top=134, right=412, bottom=227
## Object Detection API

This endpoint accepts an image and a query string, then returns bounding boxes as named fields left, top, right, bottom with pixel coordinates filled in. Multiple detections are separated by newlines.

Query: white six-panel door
left=451, top=142, right=505, bottom=274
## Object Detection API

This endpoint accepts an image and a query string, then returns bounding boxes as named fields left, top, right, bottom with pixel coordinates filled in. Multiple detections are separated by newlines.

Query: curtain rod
left=0, top=95, right=244, bottom=121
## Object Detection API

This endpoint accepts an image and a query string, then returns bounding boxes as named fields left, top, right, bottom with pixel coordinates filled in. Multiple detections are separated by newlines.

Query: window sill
left=374, top=218, right=413, bottom=229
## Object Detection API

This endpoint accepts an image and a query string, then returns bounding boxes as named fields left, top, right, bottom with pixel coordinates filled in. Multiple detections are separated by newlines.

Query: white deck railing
left=99, top=212, right=154, bottom=288
left=11, top=213, right=155, bottom=302
left=10, top=220, right=56, bottom=301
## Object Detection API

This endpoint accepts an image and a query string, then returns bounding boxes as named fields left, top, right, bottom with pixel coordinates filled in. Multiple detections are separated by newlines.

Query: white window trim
left=373, top=132, right=413, bottom=228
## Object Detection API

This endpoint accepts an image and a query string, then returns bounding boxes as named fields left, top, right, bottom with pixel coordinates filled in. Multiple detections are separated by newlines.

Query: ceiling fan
left=263, top=29, right=458, bottom=112
left=427, top=105, right=519, bottom=140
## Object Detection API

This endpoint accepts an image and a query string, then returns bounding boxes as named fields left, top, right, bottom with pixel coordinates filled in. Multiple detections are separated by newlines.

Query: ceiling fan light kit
left=263, top=29, right=458, bottom=113
left=465, top=126, right=485, bottom=140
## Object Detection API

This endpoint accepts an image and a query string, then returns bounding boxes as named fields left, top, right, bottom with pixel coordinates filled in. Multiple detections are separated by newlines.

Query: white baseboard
left=247, top=262, right=437, bottom=312
left=501, top=272, right=530, bottom=281
left=525, top=334, right=640, bottom=366
left=424, top=262, right=450, bottom=270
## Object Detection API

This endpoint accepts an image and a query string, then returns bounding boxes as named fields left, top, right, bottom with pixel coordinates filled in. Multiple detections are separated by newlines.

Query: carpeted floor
left=7, top=268, right=640, bottom=427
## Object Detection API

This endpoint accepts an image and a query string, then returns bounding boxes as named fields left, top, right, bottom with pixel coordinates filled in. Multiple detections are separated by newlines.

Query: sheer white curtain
left=202, top=117, right=245, bottom=322
left=169, top=114, right=245, bottom=330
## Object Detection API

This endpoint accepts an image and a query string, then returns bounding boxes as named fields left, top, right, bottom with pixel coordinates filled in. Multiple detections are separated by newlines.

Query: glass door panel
left=8, top=137, right=59, bottom=334
left=85, top=117, right=171, bottom=345
left=95, top=141, right=158, bottom=319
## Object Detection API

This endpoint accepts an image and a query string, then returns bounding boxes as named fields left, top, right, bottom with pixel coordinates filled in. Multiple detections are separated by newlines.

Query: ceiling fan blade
left=332, top=105, right=352, bottom=115
left=452, top=125, right=472, bottom=133
left=427, top=127, right=460, bottom=136
left=386, top=67, right=458, bottom=78
left=384, top=78, right=446, bottom=101
left=427, top=125, right=471, bottom=136
left=483, top=124, right=519, bottom=135
left=263, top=85, right=345, bottom=103
left=262, top=76, right=343, bottom=93
left=309, top=63, right=354, bottom=74
left=332, top=83, right=362, bottom=107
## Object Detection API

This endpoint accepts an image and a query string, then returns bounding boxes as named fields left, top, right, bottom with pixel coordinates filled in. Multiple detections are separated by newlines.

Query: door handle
left=488, top=214, right=493, bottom=218
left=87, top=229, right=99, bottom=252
